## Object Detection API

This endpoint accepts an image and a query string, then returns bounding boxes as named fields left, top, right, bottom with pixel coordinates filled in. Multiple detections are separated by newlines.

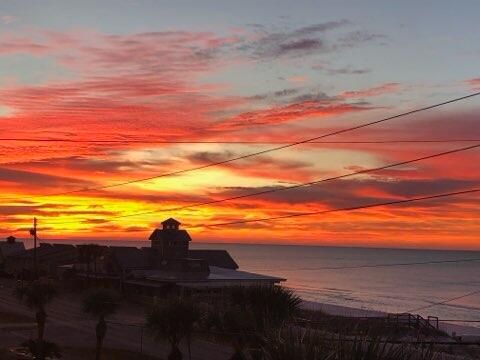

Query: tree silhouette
left=78, top=244, right=104, bottom=284
left=229, top=286, right=301, bottom=333
left=204, top=286, right=301, bottom=359
left=205, top=306, right=256, bottom=360
left=146, top=296, right=200, bottom=360
left=16, top=280, right=57, bottom=360
left=82, top=288, right=120, bottom=360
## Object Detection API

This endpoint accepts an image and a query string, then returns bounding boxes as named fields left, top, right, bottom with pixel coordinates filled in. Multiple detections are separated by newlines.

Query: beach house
left=30, top=218, right=285, bottom=296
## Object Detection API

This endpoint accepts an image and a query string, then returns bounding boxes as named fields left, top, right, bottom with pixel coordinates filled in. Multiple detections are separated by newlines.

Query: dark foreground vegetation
left=3, top=279, right=479, bottom=359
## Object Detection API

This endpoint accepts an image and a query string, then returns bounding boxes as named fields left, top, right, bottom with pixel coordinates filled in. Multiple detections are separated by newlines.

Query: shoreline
left=301, top=300, right=480, bottom=337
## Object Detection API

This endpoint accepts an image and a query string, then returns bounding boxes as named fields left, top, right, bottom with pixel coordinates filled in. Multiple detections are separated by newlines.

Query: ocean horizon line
left=12, top=237, right=480, bottom=253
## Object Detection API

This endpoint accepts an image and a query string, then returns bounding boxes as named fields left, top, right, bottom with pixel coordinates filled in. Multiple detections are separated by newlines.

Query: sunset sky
left=0, top=1, right=479, bottom=249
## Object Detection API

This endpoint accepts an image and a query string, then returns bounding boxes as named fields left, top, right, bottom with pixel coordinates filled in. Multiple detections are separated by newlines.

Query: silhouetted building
left=6, top=218, right=284, bottom=294
left=188, top=249, right=238, bottom=270
left=4, top=243, right=77, bottom=278
left=0, top=236, right=25, bottom=269
left=149, top=218, right=191, bottom=259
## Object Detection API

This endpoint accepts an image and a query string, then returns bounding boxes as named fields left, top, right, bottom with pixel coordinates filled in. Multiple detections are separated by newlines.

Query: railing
left=387, top=313, right=439, bottom=331
left=295, top=312, right=441, bottom=333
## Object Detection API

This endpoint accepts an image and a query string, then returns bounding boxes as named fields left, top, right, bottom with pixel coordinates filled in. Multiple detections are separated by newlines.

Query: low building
left=0, top=236, right=25, bottom=270
left=71, top=218, right=284, bottom=294
left=6, top=218, right=284, bottom=294
left=4, top=243, right=77, bottom=278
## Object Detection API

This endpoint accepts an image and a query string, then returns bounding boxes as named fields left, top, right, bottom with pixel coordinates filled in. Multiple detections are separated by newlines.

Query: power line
left=3, top=91, right=479, bottom=201
left=407, top=289, right=480, bottom=313
left=30, top=144, right=480, bottom=226
left=1, top=138, right=480, bottom=144
left=254, top=258, right=480, bottom=272
left=39, top=187, right=479, bottom=228
left=197, top=188, right=480, bottom=228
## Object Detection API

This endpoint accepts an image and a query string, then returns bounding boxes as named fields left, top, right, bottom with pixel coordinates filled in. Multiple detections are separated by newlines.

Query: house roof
left=161, top=218, right=181, bottom=225
left=188, top=249, right=238, bottom=270
left=13, top=243, right=51, bottom=259
left=9, top=243, right=77, bottom=260
left=208, top=266, right=285, bottom=281
left=145, top=266, right=284, bottom=284
left=52, top=244, right=76, bottom=251
left=148, top=229, right=192, bottom=242
left=0, top=241, right=25, bottom=257
left=109, top=246, right=151, bottom=270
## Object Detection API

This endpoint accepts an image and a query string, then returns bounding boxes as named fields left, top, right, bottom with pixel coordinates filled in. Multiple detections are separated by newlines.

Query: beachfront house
left=67, top=218, right=284, bottom=296
left=5, top=218, right=284, bottom=297
left=4, top=243, right=77, bottom=278
left=0, top=236, right=25, bottom=270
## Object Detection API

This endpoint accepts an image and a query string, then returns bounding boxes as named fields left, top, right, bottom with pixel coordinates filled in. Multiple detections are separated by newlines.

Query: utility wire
left=407, top=289, right=480, bottom=313
left=197, top=188, right=480, bottom=228
left=31, top=144, right=480, bottom=226
left=2, top=92, right=479, bottom=201
left=97, top=143, right=480, bottom=220
left=39, top=187, right=480, bottom=228
left=254, top=258, right=480, bottom=272
left=1, top=138, right=480, bottom=144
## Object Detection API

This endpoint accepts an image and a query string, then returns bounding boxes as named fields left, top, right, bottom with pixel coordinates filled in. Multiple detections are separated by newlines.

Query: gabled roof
left=52, top=244, right=76, bottom=251
left=188, top=249, right=238, bottom=270
left=109, top=246, right=151, bottom=270
left=0, top=241, right=25, bottom=257
left=149, top=229, right=191, bottom=242
left=161, top=218, right=181, bottom=225
left=9, top=243, right=76, bottom=260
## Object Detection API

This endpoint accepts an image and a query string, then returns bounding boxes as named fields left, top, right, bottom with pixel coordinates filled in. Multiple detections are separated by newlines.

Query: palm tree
left=82, top=288, right=120, bottom=360
left=146, top=296, right=200, bottom=360
left=204, top=306, right=256, bottom=360
left=78, top=244, right=104, bottom=284
left=89, top=244, right=104, bottom=280
left=16, top=279, right=57, bottom=360
left=229, top=285, right=301, bottom=332
left=208, top=286, right=300, bottom=360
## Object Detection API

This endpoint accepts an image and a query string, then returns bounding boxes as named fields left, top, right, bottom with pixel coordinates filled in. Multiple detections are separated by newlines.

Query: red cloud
left=340, top=83, right=401, bottom=98
left=213, top=101, right=374, bottom=130
left=0, top=29, right=247, bottom=147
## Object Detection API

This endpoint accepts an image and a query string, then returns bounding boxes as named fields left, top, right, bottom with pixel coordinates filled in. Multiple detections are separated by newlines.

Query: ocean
left=203, top=243, right=480, bottom=324
left=34, top=239, right=480, bottom=326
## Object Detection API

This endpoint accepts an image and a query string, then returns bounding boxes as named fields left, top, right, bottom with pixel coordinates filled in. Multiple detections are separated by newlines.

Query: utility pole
left=30, top=217, right=37, bottom=278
